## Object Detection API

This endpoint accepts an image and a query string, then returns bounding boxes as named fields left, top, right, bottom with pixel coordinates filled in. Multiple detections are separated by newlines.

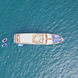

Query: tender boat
left=2, top=43, right=7, bottom=47
left=14, top=33, right=64, bottom=45
left=2, top=38, right=7, bottom=43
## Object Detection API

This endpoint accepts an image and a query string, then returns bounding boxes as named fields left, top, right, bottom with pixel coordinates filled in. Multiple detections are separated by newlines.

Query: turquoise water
left=0, top=0, right=78, bottom=78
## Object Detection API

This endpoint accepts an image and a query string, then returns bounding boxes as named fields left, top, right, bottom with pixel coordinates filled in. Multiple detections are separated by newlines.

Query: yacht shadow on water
left=14, top=27, right=49, bottom=33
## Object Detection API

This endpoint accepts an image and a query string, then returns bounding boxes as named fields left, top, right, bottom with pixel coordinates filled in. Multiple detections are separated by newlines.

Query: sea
left=0, top=0, right=78, bottom=78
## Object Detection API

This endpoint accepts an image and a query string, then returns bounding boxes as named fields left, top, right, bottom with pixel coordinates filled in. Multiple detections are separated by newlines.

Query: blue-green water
left=0, top=0, right=78, bottom=78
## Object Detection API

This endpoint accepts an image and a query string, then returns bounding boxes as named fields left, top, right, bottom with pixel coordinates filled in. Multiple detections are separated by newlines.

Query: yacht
left=14, top=33, right=64, bottom=45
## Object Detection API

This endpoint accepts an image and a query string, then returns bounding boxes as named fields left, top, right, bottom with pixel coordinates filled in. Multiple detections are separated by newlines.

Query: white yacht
left=14, top=33, right=64, bottom=45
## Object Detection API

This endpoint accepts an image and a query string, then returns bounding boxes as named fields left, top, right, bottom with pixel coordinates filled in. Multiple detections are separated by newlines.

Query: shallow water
left=0, top=0, right=78, bottom=78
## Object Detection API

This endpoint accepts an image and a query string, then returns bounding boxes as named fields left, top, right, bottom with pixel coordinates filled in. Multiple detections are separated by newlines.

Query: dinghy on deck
left=14, top=33, right=64, bottom=45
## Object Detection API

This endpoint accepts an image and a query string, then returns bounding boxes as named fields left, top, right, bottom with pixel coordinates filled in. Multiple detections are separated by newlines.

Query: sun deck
left=20, top=34, right=32, bottom=44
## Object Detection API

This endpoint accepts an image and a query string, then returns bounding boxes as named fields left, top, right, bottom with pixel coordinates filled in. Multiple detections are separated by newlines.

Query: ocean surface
left=0, top=0, right=78, bottom=78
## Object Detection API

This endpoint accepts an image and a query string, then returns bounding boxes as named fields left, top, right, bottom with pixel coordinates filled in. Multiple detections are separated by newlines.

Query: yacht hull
left=14, top=33, right=64, bottom=45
